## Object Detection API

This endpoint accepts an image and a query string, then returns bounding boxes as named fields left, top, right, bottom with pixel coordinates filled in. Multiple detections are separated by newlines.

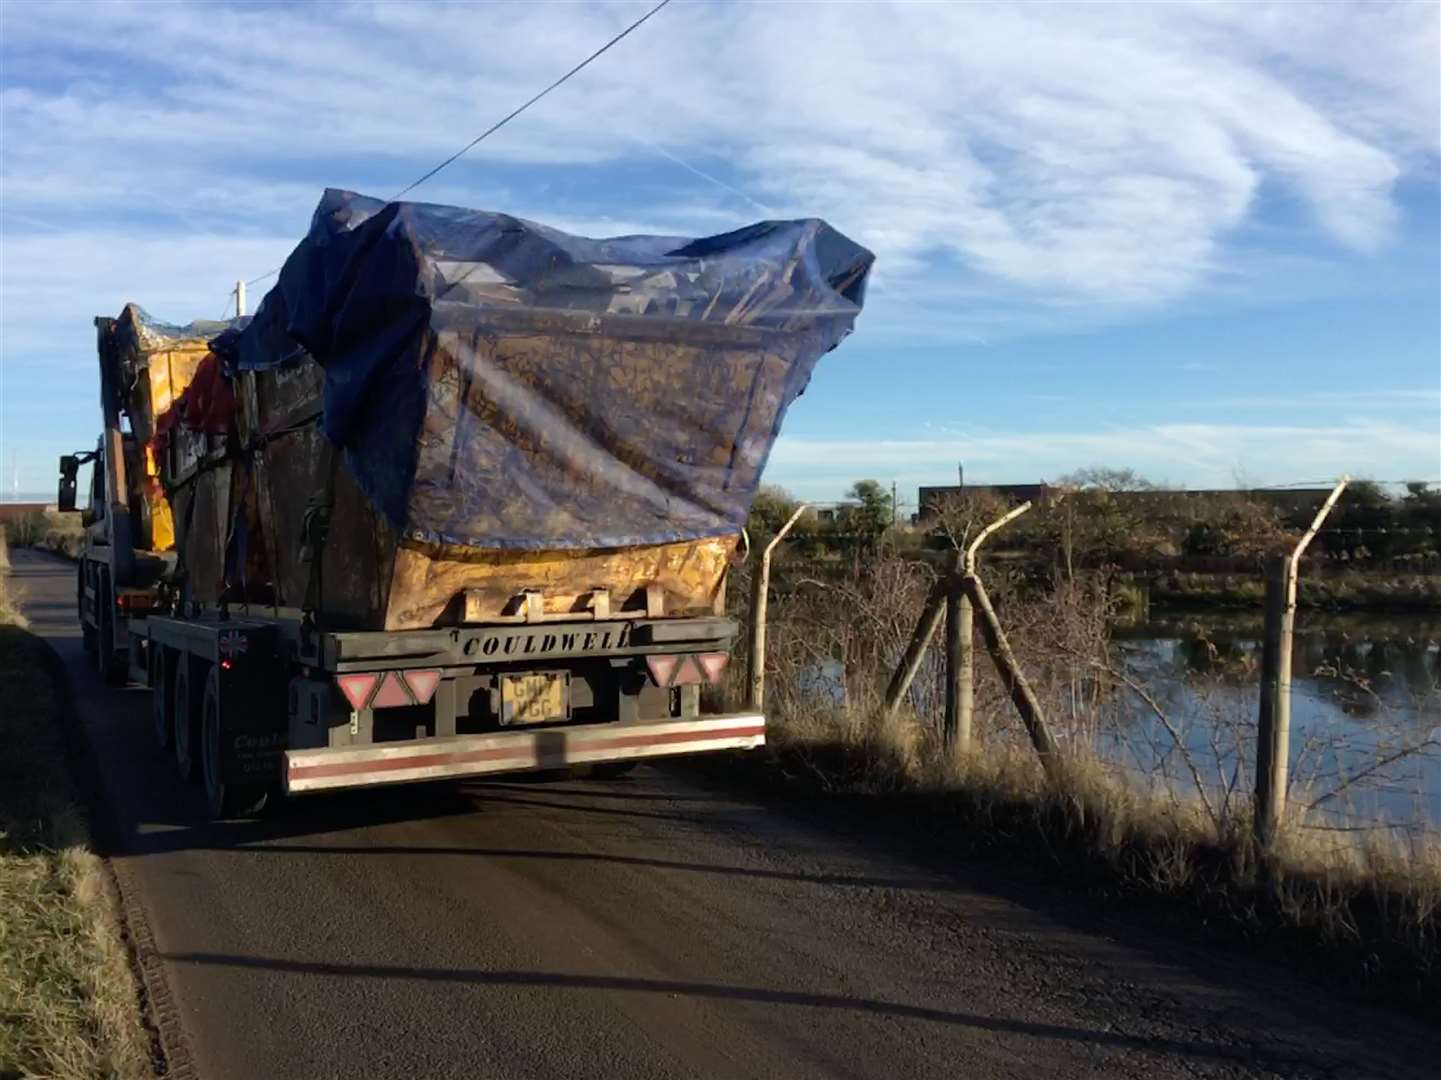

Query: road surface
left=8, top=549, right=1435, bottom=1079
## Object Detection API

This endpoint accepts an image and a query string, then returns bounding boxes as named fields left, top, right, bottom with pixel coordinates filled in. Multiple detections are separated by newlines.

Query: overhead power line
left=392, top=0, right=673, bottom=202
left=237, top=0, right=674, bottom=293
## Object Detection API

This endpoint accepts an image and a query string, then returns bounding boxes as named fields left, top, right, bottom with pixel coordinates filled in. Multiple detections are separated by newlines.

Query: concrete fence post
left=746, top=504, right=810, bottom=712
left=1254, top=476, right=1348, bottom=847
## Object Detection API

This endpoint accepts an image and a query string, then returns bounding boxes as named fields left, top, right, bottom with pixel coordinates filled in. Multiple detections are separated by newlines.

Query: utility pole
left=891, top=480, right=897, bottom=528
left=235, top=279, right=247, bottom=318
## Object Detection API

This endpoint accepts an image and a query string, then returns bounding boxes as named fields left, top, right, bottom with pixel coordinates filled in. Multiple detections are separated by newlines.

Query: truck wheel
left=201, top=670, right=268, bottom=819
left=79, top=564, right=97, bottom=654
left=95, top=570, right=125, bottom=685
left=174, top=659, right=204, bottom=783
left=151, top=646, right=173, bottom=751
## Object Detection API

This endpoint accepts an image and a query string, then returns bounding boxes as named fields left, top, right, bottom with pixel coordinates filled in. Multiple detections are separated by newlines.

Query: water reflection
left=1110, top=613, right=1441, bottom=831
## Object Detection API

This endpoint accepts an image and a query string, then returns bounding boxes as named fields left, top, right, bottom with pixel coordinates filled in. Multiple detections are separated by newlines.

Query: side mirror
left=57, top=454, right=79, bottom=512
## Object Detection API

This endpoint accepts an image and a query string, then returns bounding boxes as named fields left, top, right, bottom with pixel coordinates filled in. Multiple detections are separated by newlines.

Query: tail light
left=646, top=653, right=729, bottom=687
left=336, top=673, right=378, bottom=710
left=402, top=669, right=441, bottom=704
left=335, top=669, right=443, bottom=710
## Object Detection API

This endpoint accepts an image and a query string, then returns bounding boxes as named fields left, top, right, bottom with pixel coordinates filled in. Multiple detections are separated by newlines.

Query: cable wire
left=234, top=0, right=673, bottom=295
left=392, top=0, right=672, bottom=201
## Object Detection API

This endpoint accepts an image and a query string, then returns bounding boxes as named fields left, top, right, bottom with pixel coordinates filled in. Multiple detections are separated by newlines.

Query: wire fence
left=733, top=516, right=1441, bottom=855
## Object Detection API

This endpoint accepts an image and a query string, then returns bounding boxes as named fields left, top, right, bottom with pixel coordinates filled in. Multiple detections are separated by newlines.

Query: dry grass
left=4, top=511, right=85, bottom=561
left=727, top=547, right=1441, bottom=1011
left=0, top=537, right=20, bottom=628
left=0, top=553, right=154, bottom=1079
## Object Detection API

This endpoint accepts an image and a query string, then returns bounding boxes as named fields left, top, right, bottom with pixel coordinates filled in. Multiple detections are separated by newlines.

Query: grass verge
left=712, top=704, right=1441, bottom=1018
left=0, top=540, right=154, bottom=1079
left=4, top=511, right=85, bottom=562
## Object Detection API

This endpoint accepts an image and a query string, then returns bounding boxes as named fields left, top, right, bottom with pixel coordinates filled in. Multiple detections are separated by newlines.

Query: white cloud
left=1, top=0, right=1436, bottom=311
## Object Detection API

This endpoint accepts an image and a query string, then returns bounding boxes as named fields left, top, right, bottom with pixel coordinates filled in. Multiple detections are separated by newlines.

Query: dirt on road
left=7, top=548, right=1437, bottom=1080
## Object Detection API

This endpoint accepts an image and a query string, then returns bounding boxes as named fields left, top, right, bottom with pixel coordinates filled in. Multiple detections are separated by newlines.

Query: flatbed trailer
left=61, top=189, right=870, bottom=818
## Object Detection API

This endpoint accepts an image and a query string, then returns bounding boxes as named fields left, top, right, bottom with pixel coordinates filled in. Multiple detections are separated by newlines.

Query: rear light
left=115, top=592, right=154, bottom=613
left=336, top=673, right=378, bottom=710
left=335, top=669, right=444, bottom=710
left=371, top=672, right=411, bottom=709
left=645, top=652, right=730, bottom=687
left=672, top=656, right=703, bottom=685
left=402, top=669, right=441, bottom=704
left=696, top=653, right=728, bottom=682
left=646, top=654, right=679, bottom=686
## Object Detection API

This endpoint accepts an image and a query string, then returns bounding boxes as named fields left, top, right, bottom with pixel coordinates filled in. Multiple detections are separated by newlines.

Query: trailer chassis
left=139, top=611, right=762, bottom=813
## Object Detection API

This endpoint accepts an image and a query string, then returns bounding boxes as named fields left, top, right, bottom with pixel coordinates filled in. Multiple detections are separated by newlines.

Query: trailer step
left=284, top=714, right=765, bottom=794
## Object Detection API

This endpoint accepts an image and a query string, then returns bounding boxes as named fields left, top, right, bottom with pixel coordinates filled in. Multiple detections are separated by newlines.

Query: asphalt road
left=9, top=548, right=1437, bottom=1080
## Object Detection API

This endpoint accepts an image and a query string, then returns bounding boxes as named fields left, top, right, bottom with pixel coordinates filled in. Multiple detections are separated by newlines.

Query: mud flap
left=214, top=624, right=289, bottom=787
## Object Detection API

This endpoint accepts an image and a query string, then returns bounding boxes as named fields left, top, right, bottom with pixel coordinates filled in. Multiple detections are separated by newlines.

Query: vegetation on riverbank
left=1142, top=567, right=1441, bottom=612
left=0, top=537, right=153, bottom=1080
left=749, top=473, right=1441, bottom=611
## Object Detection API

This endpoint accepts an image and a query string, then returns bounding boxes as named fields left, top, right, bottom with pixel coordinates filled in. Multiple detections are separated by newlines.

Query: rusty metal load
left=97, top=306, right=245, bottom=556
left=169, top=189, right=874, bottom=630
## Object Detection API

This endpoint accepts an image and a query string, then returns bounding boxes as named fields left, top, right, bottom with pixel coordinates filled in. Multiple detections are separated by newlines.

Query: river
left=1107, top=611, right=1441, bottom=833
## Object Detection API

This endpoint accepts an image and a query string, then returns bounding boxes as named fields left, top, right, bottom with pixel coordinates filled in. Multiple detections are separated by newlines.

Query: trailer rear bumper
left=283, top=713, right=765, bottom=794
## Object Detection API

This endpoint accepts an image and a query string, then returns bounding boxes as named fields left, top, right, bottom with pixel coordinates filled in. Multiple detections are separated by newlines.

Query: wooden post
left=746, top=504, right=809, bottom=712
left=1255, top=555, right=1287, bottom=845
left=944, top=579, right=961, bottom=749
left=943, top=578, right=974, bottom=752
left=1253, top=476, right=1348, bottom=846
left=884, top=581, right=947, bottom=717
left=963, top=573, right=1060, bottom=778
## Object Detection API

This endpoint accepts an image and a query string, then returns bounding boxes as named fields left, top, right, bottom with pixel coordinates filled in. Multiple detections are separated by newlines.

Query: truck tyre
left=174, top=658, right=204, bottom=783
left=79, top=564, right=97, bottom=654
left=201, top=670, right=268, bottom=819
left=151, top=646, right=173, bottom=751
left=95, top=569, right=126, bottom=685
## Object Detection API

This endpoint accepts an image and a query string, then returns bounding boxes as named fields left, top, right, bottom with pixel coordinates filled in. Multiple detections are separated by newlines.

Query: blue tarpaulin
left=229, top=189, right=872, bottom=550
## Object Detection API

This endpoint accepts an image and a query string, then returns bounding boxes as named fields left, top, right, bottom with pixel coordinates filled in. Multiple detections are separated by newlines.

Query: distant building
left=915, top=483, right=1054, bottom=521
left=810, top=500, right=860, bottom=524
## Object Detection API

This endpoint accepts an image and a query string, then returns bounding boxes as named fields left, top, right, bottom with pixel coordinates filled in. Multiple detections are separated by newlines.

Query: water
left=1107, top=612, right=1441, bottom=831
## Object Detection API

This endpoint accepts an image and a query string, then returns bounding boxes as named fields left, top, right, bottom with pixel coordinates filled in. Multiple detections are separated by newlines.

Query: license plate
left=500, top=672, right=570, bottom=725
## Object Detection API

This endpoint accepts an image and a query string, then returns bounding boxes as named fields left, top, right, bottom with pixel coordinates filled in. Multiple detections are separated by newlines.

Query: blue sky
left=2, top=0, right=1437, bottom=508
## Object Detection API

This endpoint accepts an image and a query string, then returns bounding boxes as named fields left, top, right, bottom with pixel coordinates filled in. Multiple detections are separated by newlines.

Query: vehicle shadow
left=113, top=771, right=950, bottom=896
left=157, top=950, right=1285, bottom=1070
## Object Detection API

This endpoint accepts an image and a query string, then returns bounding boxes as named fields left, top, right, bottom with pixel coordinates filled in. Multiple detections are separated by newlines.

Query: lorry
left=61, top=189, right=872, bottom=817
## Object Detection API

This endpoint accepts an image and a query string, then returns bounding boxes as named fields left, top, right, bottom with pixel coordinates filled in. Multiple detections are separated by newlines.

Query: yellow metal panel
left=143, top=443, right=175, bottom=551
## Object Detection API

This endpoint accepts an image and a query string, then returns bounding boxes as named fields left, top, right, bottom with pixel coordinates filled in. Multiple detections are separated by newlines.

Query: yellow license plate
left=500, top=672, right=569, bottom=725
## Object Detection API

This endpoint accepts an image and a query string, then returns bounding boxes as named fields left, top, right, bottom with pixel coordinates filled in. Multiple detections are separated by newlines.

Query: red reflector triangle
left=646, top=654, right=678, bottom=687
left=402, top=669, right=441, bottom=705
left=336, top=673, right=378, bottom=710
left=672, top=655, right=703, bottom=686
left=697, top=653, right=729, bottom=683
left=371, top=671, right=412, bottom=709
